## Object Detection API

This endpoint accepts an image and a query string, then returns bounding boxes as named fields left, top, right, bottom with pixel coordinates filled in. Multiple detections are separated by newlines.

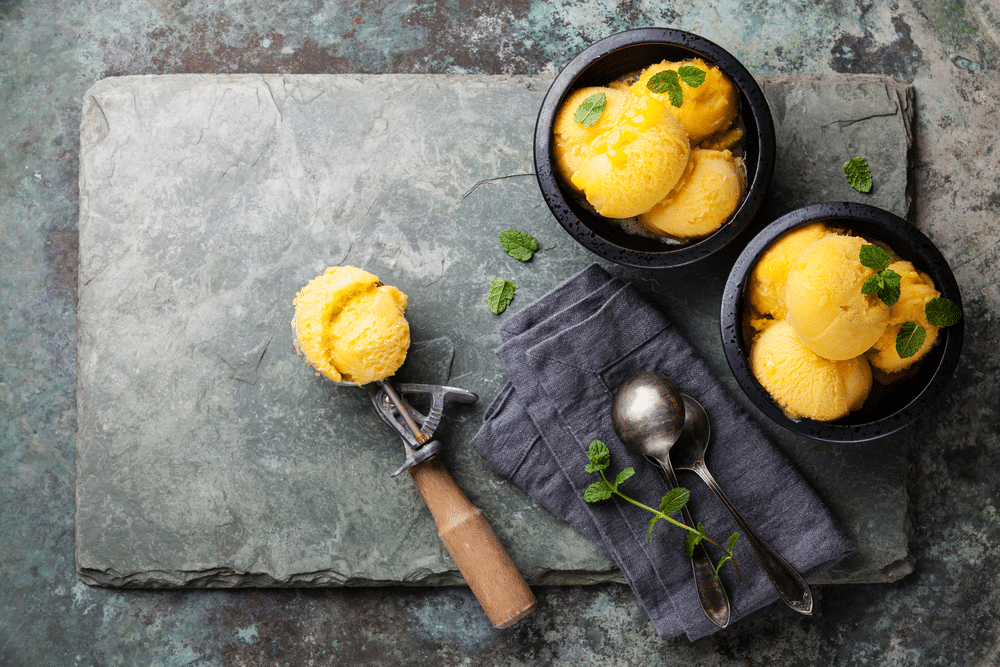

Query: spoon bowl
left=611, top=370, right=685, bottom=458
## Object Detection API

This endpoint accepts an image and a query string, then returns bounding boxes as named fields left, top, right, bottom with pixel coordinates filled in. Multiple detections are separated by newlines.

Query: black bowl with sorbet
left=534, top=27, right=776, bottom=268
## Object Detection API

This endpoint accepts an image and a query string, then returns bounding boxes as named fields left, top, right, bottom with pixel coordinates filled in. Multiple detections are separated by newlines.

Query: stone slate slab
left=76, top=73, right=915, bottom=588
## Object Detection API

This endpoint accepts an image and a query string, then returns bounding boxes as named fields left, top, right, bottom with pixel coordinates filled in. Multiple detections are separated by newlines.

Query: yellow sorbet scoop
left=292, top=265, right=410, bottom=385
left=553, top=86, right=690, bottom=219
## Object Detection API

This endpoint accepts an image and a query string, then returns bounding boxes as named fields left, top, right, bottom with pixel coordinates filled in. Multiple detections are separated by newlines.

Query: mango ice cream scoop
left=631, top=58, right=739, bottom=145
left=750, top=320, right=873, bottom=421
left=638, top=148, right=744, bottom=239
left=292, top=265, right=409, bottom=385
left=785, top=235, right=890, bottom=361
left=553, top=86, right=691, bottom=219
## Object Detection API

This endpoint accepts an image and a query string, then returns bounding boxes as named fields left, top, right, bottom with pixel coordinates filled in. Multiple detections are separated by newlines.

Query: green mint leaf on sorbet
left=499, top=229, right=538, bottom=261
left=574, top=92, right=607, bottom=127
left=645, top=69, right=678, bottom=93
left=896, top=321, right=927, bottom=358
left=860, top=246, right=901, bottom=306
left=878, top=270, right=902, bottom=307
left=859, top=244, right=891, bottom=272
left=677, top=65, right=707, bottom=88
left=646, top=70, right=684, bottom=107
left=926, top=297, right=963, bottom=327
left=845, top=156, right=873, bottom=193
left=487, top=278, right=516, bottom=314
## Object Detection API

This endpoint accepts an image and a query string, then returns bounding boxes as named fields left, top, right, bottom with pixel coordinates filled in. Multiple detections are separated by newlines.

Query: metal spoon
left=612, top=370, right=731, bottom=629
left=672, top=393, right=814, bottom=615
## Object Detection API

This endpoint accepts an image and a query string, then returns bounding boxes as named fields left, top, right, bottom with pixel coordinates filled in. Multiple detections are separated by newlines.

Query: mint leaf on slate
left=487, top=278, right=516, bottom=315
left=574, top=92, right=607, bottom=127
left=845, top=156, right=873, bottom=193
left=499, top=229, right=538, bottom=261
left=926, top=297, right=963, bottom=327
left=896, top=321, right=927, bottom=358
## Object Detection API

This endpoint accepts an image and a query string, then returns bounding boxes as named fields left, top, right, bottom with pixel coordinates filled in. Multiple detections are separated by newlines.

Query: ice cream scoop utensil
left=670, top=394, right=814, bottom=615
left=612, top=370, right=731, bottom=629
left=362, top=380, right=537, bottom=628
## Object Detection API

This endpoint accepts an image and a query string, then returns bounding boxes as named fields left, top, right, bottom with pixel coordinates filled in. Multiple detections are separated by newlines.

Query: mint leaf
left=862, top=269, right=901, bottom=305
left=677, top=65, right=706, bottom=87
left=879, top=269, right=902, bottom=307
left=859, top=244, right=891, bottom=272
left=659, top=487, right=689, bottom=516
left=926, top=297, right=963, bottom=327
left=647, top=516, right=659, bottom=543
left=727, top=532, right=741, bottom=553
left=684, top=523, right=706, bottom=557
left=487, top=278, right=516, bottom=314
left=845, top=156, right=873, bottom=193
left=896, top=321, right=927, bottom=358
left=583, top=480, right=614, bottom=503
left=585, top=440, right=610, bottom=473
left=574, top=92, right=607, bottom=127
left=499, top=229, right=538, bottom=261
left=646, top=70, right=683, bottom=107
left=860, top=247, right=902, bottom=307
left=646, top=69, right=679, bottom=93
left=615, top=467, right=635, bottom=486
left=861, top=273, right=880, bottom=296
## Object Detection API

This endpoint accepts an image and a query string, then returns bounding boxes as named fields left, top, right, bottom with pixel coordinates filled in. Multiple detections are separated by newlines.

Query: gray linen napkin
left=471, top=264, right=854, bottom=641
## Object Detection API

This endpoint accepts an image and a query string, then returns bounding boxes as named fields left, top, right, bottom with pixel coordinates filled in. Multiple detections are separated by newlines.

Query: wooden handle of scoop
left=409, top=457, right=537, bottom=628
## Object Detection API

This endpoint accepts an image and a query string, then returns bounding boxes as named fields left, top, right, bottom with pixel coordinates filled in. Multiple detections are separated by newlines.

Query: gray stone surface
left=76, top=72, right=914, bottom=589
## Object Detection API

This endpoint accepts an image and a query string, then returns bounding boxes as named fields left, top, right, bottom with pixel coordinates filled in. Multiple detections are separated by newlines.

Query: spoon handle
left=691, top=463, right=814, bottom=615
left=658, top=458, right=731, bottom=629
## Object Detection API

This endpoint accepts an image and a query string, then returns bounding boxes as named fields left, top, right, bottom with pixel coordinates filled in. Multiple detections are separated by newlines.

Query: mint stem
left=598, top=470, right=742, bottom=582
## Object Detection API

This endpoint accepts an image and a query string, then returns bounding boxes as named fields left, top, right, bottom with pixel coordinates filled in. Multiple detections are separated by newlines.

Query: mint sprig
left=583, top=440, right=741, bottom=581
left=860, top=247, right=963, bottom=360
left=499, top=229, right=538, bottom=261
left=645, top=66, right=706, bottom=108
left=574, top=92, right=607, bottom=127
left=845, top=156, right=873, bottom=193
left=487, top=278, right=515, bottom=315
left=860, top=244, right=902, bottom=307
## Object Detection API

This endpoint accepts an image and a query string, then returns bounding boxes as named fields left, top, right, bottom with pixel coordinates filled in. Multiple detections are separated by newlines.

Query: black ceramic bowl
left=721, top=202, right=964, bottom=442
left=534, top=27, right=776, bottom=268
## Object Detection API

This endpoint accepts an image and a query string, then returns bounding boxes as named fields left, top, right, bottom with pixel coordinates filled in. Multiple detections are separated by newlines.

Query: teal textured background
left=2, top=1, right=999, bottom=664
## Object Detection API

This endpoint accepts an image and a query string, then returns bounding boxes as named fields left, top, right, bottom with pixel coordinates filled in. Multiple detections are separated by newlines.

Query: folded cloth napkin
left=471, top=264, right=854, bottom=641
